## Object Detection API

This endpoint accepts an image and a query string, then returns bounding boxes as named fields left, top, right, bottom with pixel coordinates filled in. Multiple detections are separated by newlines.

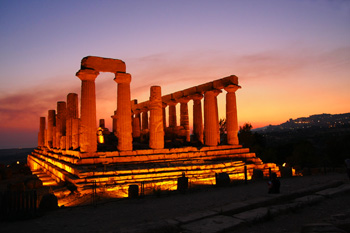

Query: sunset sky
left=0, top=0, right=349, bottom=149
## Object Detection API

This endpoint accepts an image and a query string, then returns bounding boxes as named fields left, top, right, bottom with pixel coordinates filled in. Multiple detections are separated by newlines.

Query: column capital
left=141, top=107, right=149, bottom=112
left=178, top=96, right=191, bottom=104
left=224, top=84, right=241, bottom=93
left=205, top=89, right=222, bottom=97
left=191, top=93, right=203, bottom=101
left=162, top=102, right=167, bottom=108
left=114, top=72, right=131, bottom=84
left=76, top=69, right=99, bottom=81
left=132, top=109, right=141, bottom=115
left=168, top=99, right=178, bottom=106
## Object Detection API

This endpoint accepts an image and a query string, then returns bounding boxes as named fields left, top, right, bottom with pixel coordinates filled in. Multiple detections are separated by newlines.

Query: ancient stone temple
left=28, top=56, right=280, bottom=201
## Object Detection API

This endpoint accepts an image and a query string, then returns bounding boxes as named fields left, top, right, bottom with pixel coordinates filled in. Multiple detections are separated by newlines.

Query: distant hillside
left=255, top=112, right=350, bottom=133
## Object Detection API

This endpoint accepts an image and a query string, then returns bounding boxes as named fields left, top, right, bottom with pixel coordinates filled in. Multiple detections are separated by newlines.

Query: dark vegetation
left=236, top=122, right=350, bottom=171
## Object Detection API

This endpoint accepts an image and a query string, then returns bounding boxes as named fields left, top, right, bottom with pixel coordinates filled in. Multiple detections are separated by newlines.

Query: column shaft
left=168, top=101, right=177, bottom=128
left=115, top=72, right=133, bottom=151
left=225, top=85, right=241, bottom=145
left=149, top=86, right=164, bottom=149
left=66, top=93, right=78, bottom=150
left=47, top=110, right=56, bottom=148
left=76, top=69, right=99, bottom=153
left=38, top=117, right=45, bottom=147
left=56, top=101, right=66, bottom=149
left=204, top=89, right=221, bottom=146
left=192, top=94, right=203, bottom=144
left=179, top=97, right=191, bottom=142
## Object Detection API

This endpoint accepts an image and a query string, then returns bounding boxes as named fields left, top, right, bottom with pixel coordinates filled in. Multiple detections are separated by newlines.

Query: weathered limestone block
left=149, top=86, right=164, bottom=149
left=81, top=56, right=126, bottom=73
left=47, top=110, right=56, bottom=147
left=76, top=69, right=99, bottom=153
left=114, top=72, right=133, bottom=151
left=225, top=85, right=241, bottom=145
left=38, top=117, right=46, bottom=147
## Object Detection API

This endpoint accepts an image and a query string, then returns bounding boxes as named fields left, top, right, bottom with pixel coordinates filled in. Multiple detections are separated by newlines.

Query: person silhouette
left=268, top=172, right=280, bottom=194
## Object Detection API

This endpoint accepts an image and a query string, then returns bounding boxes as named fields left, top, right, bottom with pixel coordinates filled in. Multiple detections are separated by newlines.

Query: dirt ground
left=1, top=173, right=349, bottom=233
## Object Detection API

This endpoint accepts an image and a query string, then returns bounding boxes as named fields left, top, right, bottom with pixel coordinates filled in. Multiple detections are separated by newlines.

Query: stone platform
left=27, top=144, right=279, bottom=197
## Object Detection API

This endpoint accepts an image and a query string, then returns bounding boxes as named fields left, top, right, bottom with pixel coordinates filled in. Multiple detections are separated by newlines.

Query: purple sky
left=0, top=0, right=349, bottom=149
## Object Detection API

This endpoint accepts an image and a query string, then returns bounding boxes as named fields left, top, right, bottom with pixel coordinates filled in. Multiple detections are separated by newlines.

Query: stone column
left=179, top=96, right=191, bottom=142
left=72, top=118, right=80, bottom=150
left=132, top=110, right=141, bottom=139
left=168, top=100, right=177, bottom=128
left=47, top=110, right=56, bottom=148
left=204, top=89, right=221, bottom=146
left=149, top=86, right=164, bottom=149
left=192, top=93, right=203, bottom=144
left=38, top=117, right=45, bottom=147
left=112, top=110, right=117, bottom=136
left=53, top=126, right=56, bottom=148
left=162, top=103, right=167, bottom=130
left=56, top=101, right=66, bottom=149
left=76, top=69, right=99, bottom=153
left=114, top=72, right=133, bottom=151
left=141, top=108, right=149, bottom=130
left=225, top=85, right=241, bottom=145
left=66, top=93, right=78, bottom=150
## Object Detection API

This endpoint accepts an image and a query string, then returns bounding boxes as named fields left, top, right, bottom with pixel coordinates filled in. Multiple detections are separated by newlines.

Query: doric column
left=56, top=101, right=66, bottom=149
left=192, top=93, right=203, bottom=144
left=47, top=110, right=56, bottom=148
left=149, top=86, right=164, bottom=149
left=66, top=93, right=78, bottom=150
left=72, top=118, right=79, bottom=150
left=52, top=126, right=56, bottom=148
left=38, top=117, right=45, bottom=147
left=204, top=89, right=221, bottom=146
left=141, top=107, right=148, bottom=130
left=112, top=110, right=117, bottom=136
left=179, top=96, right=191, bottom=142
left=224, top=85, right=241, bottom=145
left=168, top=100, right=177, bottom=128
left=162, top=102, right=167, bottom=130
left=114, top=72, right=133, bottom=151
left=132, top=110, right=141, bottom=139
left=76, top=69, right=99, bottom=153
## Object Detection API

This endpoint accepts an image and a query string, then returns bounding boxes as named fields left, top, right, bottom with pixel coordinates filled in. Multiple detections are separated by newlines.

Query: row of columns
left=38, top=68, right=240, bottom=154
left=130, top=84, right=240, bottom=147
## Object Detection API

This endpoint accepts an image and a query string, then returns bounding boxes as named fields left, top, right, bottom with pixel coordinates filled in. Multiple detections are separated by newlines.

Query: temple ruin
left=28, top=56, right=280, bottom=202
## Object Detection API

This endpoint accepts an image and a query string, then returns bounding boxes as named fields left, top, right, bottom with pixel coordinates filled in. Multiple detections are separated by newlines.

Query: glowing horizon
left=0, top=0, right=349, bottom=149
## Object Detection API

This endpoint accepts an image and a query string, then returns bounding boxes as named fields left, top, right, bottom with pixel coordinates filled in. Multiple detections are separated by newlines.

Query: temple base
left=27, top=145, right=280, bottom=204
